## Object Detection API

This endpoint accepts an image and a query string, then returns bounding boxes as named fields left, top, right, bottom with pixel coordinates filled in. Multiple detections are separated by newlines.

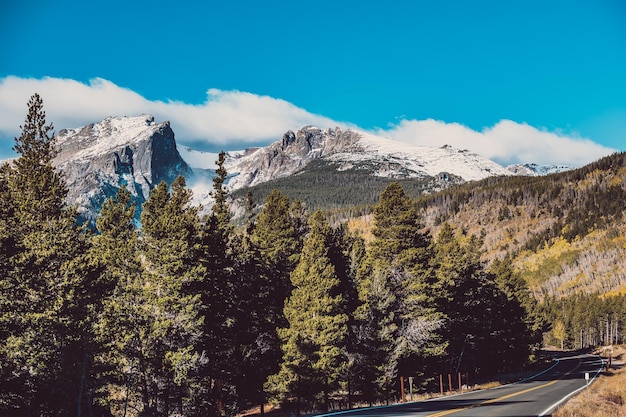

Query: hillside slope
left=412, top=152, right=626, bottom=298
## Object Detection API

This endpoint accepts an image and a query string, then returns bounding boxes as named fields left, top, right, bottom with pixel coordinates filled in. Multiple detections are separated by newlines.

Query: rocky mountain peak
left=54, top=114, right=190, bottom=226
left=279, top=126, right=361, bottom=156
left=48, top=115, right=574, bottom=227
left=281, top=130, right=297, bottom=150
left=225, top=127, right=363, bottom=190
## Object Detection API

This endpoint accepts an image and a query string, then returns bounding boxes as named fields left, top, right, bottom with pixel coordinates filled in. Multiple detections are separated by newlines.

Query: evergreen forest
left=1, top=95, right=624, bottom=417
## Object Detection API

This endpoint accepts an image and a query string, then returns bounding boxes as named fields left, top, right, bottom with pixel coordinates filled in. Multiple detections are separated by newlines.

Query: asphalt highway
left=315, top=354, right=604, bottom=417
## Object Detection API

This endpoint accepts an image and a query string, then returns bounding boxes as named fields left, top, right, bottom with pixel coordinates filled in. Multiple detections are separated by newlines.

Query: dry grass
left=554, top=345, right=626, bottom=417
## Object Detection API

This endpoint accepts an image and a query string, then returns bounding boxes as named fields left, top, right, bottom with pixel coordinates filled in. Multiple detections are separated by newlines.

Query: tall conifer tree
left=268, top=211, right=348, bottom=412
left=95, top=178, right=204, bottom=416
left=92, top=185, right=145, bottom=415
left=0, top=94, right=99, bottom=415
left=249, top=189, right=304, bottom=333
left=354, top=182, right=442, bottom=402
left=490, top=257, right=541, bottom=364
left=139, top=177, right=204, bottom=416
left=193, top=152, right=237, bottom=415
left=433, top=224, right=531, bottom=376
left=245, top=190, right=305, bottom=412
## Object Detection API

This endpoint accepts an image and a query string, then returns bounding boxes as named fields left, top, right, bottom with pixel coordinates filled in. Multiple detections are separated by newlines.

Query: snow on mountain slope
left=506, top=163, right=573, bottom=176
left=223, top=127, right=362, bottom=190
left=54, top=114, right=190, bottom=225
left=221, top=126, right=513, bottom=191
left=336, top=130, right=513, bottom=181
left=178, top=146, right=220, bottom=170
left=48, top=114, right=553, bottom=225
left=56, top=115, right=164, bottom=163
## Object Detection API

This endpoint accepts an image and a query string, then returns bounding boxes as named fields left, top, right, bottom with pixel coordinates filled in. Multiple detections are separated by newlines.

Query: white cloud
left=149, top=88, right=345, bottom=145
left=375, top=118, right=617, bottom=166
left=0, top=76, right=616, bottom=166
left=0, top=77, right=149, bottom=134
left=0, top=76, right=343, bottom=151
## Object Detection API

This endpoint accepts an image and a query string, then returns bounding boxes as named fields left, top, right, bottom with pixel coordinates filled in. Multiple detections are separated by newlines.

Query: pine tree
left=0, top=163, right=15, bottom=262
left=249, top=189, right=304, bottom=336
left=251, top=189, right=303, bottom=271
left=268, top=211, right=348, bottom=413
left=211, top=151, right=230, bottom=227
left=343, top=231, right=365, bottom=407
left=225, top=190, right=311, bottom=415
left=92, top=185, right=145, bottom=415
left=139, top=177, right=204, bottom=416
left=490, top=257, right=542, bottom=360
left=433, top=224, right=485, bottom=375
left=9, top=94, right=66, bottom=220
left=0, top=94, right=100, bottom=416
left=353, top=182, right=441, bottom=402
left=433, top=224, right=532, bottom=376
left=368, top=183, right=431, bottom=260
left=243, top=190, right=305, bottom=411
left=95, top=179, right=204, bottom=416
left=226, top=231, right=271, bottom=414
left=192, top=152, right=237, bottom=415
left=0, top=165, right=15, bottom=327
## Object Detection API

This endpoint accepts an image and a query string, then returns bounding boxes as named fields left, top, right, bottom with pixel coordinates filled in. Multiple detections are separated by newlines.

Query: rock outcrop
left=225, top=127, right=365, bottom=190
left=54, top=114, right=190, bottom=226
left=223, top=126, right=513, bottom=190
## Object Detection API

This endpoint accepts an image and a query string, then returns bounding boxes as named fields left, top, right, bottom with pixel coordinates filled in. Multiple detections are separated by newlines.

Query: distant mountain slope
left=222, top=126, right=514, bottom=191
left=412, top=152, right=626, bottom=299
left=229, top=158, right=465, bottom=216
left=181, top=125, right=515, bottom=215
left=506, top=163, right=573, bottom=176
left=52, top=114, right=577, bottom=227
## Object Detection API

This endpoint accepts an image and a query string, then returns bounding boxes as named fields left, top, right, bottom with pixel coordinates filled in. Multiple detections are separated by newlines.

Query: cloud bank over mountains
left=379, top=119, right=613, bottom=167
left=0, top=76, right=616, bottom=166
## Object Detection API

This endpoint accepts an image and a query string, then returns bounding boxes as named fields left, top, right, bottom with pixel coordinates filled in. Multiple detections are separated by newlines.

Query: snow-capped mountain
left=52, top=114, right=565, bottom=225
left=181, top=126, right=513, bottom=189
left=506, top=163, right=572, bottom=176
left=54, top=114, right=190, bottom=225
left=177, top=126, right=516, bottom=212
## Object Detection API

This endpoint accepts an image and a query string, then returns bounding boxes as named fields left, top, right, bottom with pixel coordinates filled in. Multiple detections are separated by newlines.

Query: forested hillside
left=231, top=125, right=626, bottom=372
left=1, top=96, right=543, bottom=417
left=357, top=152, right=626, bottom=354
left=234, top=145, right=626, bottom=301
left=401, top=152, right=626, bottom=356
left=230, top=158, right=464, bottom=213
left=412, top=151, right=626, bottom=299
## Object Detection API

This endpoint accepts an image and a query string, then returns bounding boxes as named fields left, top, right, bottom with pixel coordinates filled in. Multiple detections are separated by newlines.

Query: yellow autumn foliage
left=347, top=215, right=374, bottom=243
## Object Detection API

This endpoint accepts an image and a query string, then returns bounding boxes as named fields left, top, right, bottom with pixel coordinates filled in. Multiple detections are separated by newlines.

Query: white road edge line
left=315, top=358, right=563, bottom=417
left=537, top=355, right=605, bottom=417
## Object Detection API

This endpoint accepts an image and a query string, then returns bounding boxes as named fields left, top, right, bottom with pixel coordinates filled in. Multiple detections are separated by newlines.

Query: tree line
left=416, top=151, right=626, bottom=249
left=543, top=293, right=626, bottom=350
left=1, top=95, right=539, bottom=416
left=230, top=159, right=464, bottom=217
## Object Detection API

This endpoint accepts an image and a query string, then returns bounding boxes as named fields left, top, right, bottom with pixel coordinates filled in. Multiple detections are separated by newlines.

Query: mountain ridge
left=50, top=114, right=572, bottom=224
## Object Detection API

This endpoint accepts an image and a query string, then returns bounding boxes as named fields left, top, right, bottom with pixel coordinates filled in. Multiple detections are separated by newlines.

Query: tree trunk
left=77, top=352, right=87, bottom=417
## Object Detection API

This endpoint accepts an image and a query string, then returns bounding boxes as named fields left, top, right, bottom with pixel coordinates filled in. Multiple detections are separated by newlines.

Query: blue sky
left=1, top=0, right=624, bottom=166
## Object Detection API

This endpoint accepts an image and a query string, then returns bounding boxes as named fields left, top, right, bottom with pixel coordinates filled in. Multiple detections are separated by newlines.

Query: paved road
left=316, top=354, right=604, bottom=417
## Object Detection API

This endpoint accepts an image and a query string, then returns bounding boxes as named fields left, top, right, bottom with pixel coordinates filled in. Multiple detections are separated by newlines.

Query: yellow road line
left=427, top=358, right=583, bottom=417
left=426, top=380, right=558, bottom=417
